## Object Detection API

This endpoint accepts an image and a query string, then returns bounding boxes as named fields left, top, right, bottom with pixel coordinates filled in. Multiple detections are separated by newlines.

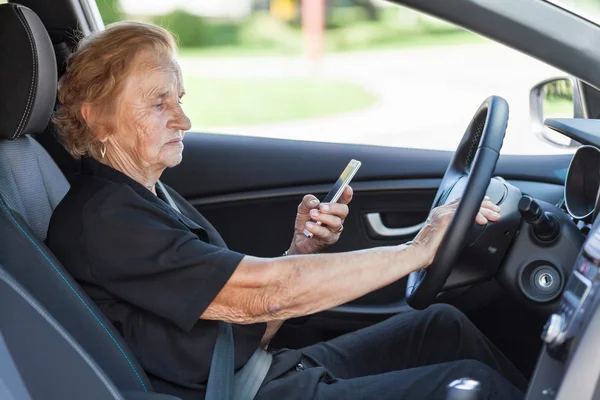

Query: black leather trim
left=20, top=7, right=57, bottom=136
left=0, top=4, right=56, bottom=141
left=11, top=7, right=38, bottom=140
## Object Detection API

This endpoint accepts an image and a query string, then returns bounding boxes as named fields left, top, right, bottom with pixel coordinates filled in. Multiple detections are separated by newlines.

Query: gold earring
left=100, top=142, right=106, bottom=158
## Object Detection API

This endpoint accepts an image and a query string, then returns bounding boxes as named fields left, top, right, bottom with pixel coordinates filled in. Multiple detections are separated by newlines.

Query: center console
left=526, top=222, right=600, bottom=399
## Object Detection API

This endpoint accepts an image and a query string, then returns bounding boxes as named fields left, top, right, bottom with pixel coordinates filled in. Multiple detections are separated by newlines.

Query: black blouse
left=47, top=157, right=267, bottom=398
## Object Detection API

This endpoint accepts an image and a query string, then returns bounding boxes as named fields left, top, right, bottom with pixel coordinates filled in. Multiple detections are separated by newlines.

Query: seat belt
left=156, top=181, right=273, bottom=400
left=207, top=322, right=235, bottom=400
left=233, top=347, right=273, bottom=400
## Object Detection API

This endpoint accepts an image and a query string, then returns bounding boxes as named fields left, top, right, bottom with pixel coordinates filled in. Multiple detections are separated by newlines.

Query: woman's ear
left=80, top=103, right=94, bottom=127
left=81, top=103, right=110, bottom=142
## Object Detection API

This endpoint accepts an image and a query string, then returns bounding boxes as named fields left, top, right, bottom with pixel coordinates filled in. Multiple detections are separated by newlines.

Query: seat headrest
left=0, top=4, right=57, bottom=141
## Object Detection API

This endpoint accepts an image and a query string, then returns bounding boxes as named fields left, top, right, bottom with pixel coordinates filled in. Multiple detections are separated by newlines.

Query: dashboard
left=564, top=145, right=600, bottom=222
left=524, top=118, right=600, bottom=399
left=526, top=208, right=600, bottom=400
left=546, top=119, right=600, bottom=227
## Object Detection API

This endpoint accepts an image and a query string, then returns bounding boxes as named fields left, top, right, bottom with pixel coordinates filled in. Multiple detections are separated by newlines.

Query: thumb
left=298, top=194, right=320, bottom=214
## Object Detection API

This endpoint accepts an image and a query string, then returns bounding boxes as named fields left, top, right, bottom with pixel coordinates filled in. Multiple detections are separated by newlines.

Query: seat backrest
left=0, top=3, right=153, bottom=393
left=0, top=266, right=124, bottom=400
left=0, top=136, right=69, bottom=241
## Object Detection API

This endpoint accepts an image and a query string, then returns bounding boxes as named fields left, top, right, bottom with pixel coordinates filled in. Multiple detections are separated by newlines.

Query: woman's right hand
left=410, top=197, right=501, bottom=268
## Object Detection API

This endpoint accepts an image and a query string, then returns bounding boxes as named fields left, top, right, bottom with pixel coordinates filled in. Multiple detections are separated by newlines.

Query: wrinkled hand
left=287, top=186, right=353, bottom=255
left=411, top=197, right=501, bottom=268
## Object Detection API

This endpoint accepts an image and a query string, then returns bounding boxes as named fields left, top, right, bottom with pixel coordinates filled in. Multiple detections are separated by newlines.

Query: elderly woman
left=47, top=21, right=526, bottom=400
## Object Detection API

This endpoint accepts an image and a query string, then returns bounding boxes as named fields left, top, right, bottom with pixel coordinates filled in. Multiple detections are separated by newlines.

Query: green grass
left=179, top=29, right=483, bottom=59
left=180, top=77, right=378, bottom=128
left=543, top=98, right=573, bottom=117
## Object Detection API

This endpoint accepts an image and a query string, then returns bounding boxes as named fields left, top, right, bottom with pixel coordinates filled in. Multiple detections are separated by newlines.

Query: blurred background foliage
left=96, top=0, right=123, bottom=25
left=98, top=0, right=480, bottom=56
left=94, top=0, right=481, bottom=127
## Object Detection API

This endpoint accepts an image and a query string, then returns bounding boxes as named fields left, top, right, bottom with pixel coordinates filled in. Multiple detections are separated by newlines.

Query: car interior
left=2, top=0, right=600, bottom=399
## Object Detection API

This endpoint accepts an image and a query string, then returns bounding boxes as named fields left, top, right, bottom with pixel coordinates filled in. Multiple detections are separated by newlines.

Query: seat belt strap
left=233, top=347, right=273, bottom=400
left=157, top=181, right=182, bottom=214
left=207, top=322, right=235, bottom=400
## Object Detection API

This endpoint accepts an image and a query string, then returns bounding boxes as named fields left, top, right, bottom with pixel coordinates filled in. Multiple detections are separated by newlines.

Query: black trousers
left=258, top=304, right=527, bottom=400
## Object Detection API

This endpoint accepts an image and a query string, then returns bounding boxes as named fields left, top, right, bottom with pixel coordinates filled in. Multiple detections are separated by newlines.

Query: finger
left=338, top=186, right=353, bottom=205
left=439, top=198, right=459, bottom=210
left=438, top=199, right=459, bottom=212
left=310, top=209, right=343, bottom=231
left=481, top=200, right=501, bottom=212
left=319, top=202, right=349, bottom=219
left=479, top=206, right=501, bottom=222
left=475, top=212, right=489, bottom=225
left=305, top=221, right=336, bottom=241
left=298, top=194, right=320, bottom=214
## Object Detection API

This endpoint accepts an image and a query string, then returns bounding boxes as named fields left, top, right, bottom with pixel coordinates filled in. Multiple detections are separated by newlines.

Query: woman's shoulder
left=79, top=176, right=146, bottom=213
left=48, top=176, right=130, bottom=247
left=56, top=176, right=134, bottom=219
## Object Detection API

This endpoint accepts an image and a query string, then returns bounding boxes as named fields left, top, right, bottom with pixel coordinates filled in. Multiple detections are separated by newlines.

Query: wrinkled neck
left=99, top=143, right=163, bottom=195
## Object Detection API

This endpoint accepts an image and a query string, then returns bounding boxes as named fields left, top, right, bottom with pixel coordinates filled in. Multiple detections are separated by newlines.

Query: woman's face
left=108, top=51, right=191, bottom=171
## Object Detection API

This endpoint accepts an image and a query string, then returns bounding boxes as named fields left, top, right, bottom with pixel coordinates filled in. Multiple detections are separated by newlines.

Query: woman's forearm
left=201, top=244, right=426, bottom=324
left=265, top=245, right=423, bottom=320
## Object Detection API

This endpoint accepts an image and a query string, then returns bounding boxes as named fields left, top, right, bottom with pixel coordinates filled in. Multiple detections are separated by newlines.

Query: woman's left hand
left=286, top=186, right=353, bottom=255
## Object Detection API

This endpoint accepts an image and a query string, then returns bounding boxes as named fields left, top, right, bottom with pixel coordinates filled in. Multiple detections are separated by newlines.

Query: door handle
left=365, top=213, right=425, bottom=237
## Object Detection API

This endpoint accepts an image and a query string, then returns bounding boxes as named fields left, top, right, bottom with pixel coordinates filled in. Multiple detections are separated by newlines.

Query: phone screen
left=322, top=159, right=361, bottom=203
left=303, top=159, right=361, bottom=238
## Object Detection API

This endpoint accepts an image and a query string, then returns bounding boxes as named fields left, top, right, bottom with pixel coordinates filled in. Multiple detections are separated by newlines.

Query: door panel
left=197, top=186, right=436, bottom=308
left=163, top=133, right=571, bottom=199
left=161, top=132, right=571, bottom=329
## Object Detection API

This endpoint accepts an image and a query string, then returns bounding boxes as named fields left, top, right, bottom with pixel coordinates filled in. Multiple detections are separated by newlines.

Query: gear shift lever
left=446, top=378, right=481, bottom=400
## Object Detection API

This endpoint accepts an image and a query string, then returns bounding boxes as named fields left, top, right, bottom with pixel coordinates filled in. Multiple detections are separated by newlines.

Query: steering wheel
left=405, top=96, right=509, bottom=310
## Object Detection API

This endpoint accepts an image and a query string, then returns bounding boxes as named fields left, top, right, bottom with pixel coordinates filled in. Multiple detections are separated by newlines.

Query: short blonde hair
left=53, top=21, right=178, bottom=159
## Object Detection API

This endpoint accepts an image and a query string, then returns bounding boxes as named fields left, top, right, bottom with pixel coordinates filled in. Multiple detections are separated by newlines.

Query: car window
left=545, top=0, right=600, bottom=25
left=99, top=0, right=581, bottom=156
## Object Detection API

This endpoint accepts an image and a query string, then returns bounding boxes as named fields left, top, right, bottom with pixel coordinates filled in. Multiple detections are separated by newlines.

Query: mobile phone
left=303, top=159, right=362, bottom=238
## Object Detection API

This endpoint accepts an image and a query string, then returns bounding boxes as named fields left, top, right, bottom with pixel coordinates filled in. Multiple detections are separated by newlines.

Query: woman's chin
left=162, top=151, right=184, bottom=168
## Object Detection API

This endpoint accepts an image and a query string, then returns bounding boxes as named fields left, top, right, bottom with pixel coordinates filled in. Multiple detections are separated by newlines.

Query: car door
left=160, top=130, right=570, bottom=343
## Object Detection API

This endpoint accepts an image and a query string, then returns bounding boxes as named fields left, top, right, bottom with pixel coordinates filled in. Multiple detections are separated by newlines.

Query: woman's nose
left=168, top=106, right=192, bottom=132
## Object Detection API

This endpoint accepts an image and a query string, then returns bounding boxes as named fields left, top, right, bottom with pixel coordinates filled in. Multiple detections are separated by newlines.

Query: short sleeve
left=82, top=183, right=244, bottom=332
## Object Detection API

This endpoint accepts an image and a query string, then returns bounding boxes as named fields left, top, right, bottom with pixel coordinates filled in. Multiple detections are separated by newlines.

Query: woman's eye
left=154, top=103, right=164, bottom=110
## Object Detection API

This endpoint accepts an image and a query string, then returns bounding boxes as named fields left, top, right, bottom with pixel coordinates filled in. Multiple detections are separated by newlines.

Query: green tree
left=153, top=10, right=213, bottom=48
left=96, top=0, right=123, bottom=25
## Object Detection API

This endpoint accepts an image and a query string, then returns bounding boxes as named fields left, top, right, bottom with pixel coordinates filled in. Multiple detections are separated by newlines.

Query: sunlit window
left=544, top=0, right=600, bottom=25
left=96, top=0, right=575, bottom=155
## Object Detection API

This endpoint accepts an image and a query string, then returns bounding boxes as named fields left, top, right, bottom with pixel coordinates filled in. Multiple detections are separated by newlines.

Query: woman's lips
left=167, top=137, right=183, bottom=145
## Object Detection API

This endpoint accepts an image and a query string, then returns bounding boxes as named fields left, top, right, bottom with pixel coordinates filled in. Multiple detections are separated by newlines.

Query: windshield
left=545, top=0, right=600, bottom=25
